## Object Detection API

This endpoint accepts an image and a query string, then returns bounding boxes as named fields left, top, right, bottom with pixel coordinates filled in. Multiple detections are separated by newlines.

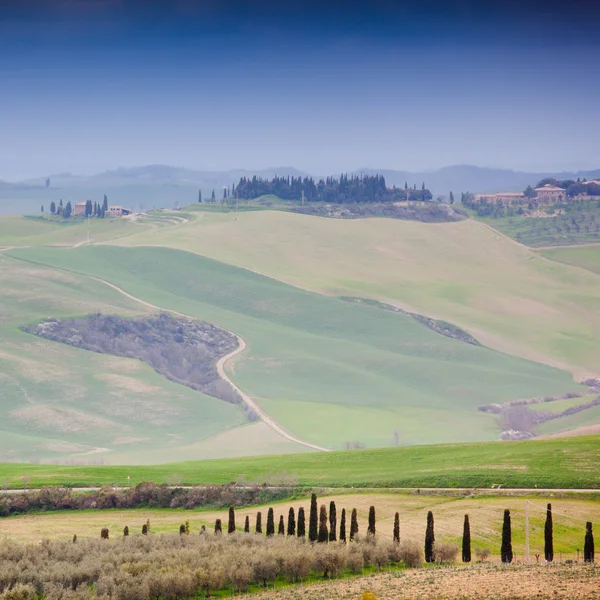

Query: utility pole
left=525, top=500, right=530, bottom=563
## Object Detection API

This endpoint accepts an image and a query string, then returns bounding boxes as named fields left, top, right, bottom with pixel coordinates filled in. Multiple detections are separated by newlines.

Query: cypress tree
left=266, top=508, right=275, bottom=536
left=198, top=189, right=202, bottom=203
left=278, top=515, right=285, bottom=535
left=339, top=508, right=347, bottom=543
left=368, top=506, right=376, bottom=536
left=309, top=493, right=318, bottom=542
left=544, top=504, right=554, bottom=562
left=103, top=194, right=108, bottom=212
left=228, top=506, right=236, bottom=534
left=214, top=519, right=222, bottom=535
left=501, top=509, right=513, bottom=564
left=393, top=512, right=400, bottom=544
left=123, top=526, right=129, bottom=537
left=329, top=501, right=337, bottom=542
left=255, top=511, right=262, bottom=534
left=318, top=504, right=328, bottom=543
left=297, top=507, right=306, bottom=538
left=244, top=515, right=250, bottom=533
left=179, top=524, right=186, bottom=535
left=350, top=508, right=359, bottom=541
left=100, top=528, right=109, bottom=539
left=584, top=522, right=594, bottom=562
left=462, top=514, right=471, bottom=563
left=425, top=511, right=435, bottom=563
left=287, top=507, right=296, bottom=536
left=72, top=534, right=77, bottom=544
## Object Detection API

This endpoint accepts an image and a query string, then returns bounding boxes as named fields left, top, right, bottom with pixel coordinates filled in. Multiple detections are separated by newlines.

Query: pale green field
left=5, top=244, right=583, bottom=453
left=107, top=209, right=600, bottom=380
left=2, top=492, right=598, bottom=559
left=0, top=252, right=307, bottom=463
left=541, top=244, right=600, bottom=277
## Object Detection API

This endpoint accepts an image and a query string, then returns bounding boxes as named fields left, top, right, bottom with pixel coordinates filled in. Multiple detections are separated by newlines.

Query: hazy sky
left=1, top=0, right=599, bottom=180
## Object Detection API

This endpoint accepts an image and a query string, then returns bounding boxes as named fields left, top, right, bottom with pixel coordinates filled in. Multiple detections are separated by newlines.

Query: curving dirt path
left=87, top=276, right=330, bottom=453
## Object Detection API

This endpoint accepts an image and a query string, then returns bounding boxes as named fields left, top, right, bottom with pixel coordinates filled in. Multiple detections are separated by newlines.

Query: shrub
left=123, top=526, right=129, bottom=537
left=179, top=524, right=186, bottom=535
left=214, top=519, right=222, bottom=535
left=372, top=543, right=390, bottom=570
left=475, top=546, right=491, bottom=562
left=347, top=548, right=364, bottom=573
left=0, top=584, right=37, bottom=600
left=253, top=550, right=279, bottom=586
left=100, top=528, right=109, bottom=540
left=435, top=542, right=459, bottom=563
left=314, top=545, right=347, bottom=578
left=282, top=548, right=311, bottom=583
left=399, top=540, right=423, bottom=568
left=228, top=560, right=254, bottom=593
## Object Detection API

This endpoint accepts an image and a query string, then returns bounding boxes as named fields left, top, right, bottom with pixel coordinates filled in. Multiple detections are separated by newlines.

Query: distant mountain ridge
left=7, top=164, right=600, bottom=195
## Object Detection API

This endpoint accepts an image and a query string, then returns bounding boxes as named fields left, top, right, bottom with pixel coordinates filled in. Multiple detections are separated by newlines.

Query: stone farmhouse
left=474, top=192, right=526, bottom=205
left=534, top=184, right=566, bottom=203
left=106, top=206, right=131, bottom=217
left=72, top=201, right=88, bottom=216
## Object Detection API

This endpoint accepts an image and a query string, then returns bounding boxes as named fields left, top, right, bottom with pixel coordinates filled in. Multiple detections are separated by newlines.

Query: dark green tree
left=214, top=519, right=222, bottom=535
left=211, top=189, right=216, bottom=202
left=318, top=504, right=328, bottom=543
left=425, top=511, right=435, bottom=563
left=350, top=508, right=359, bottom=541
left=228, top=506, right=236, bottom=534
left=255, top=511, right=262, bottom=534
left=501, top=509, right=513, bottom=564
left=339, top=508, right=347, bottom=543
left=278, top=515, right=285, bottom=535
left=266, top=508, right=275, bottom=537
left=179, top=524, right=186, bottom=535
left=393, top=512, right=400, bottom=543
left=462, top=514, right=471, bottom=563
left=64, top=201, right=72, bottom=218
left=198, top=189, right=202, bottom=203
left=50, top=201, right=56, bottom=214
left=41, top=205, right=44, bottom=213
left=85, top=199, right=92, bottom=217
left=309, top=493, right=318, bottom=542
left=244, top=515, right=250, bottom=533
left=584, top=522, right=594, bottom=562
left=59, top=199, right=63, bottom=207
left=123, top=526, right=129, bottom=537
left=102, top=194, right=108, bottom=213
left=297, top=507, right=306, bottom=538
left=368, top=506, right=376, bottom=536
left=329, top=501, right=337, bottom=542
left=524, top=185, right=537, bottom=198
left=287, top=507, right=296, bottom=536
left=100, top=528, right=109, bottom=539
left=449, top=191, right=455, bottom=204
left=544, top=504, right=553, bottom=562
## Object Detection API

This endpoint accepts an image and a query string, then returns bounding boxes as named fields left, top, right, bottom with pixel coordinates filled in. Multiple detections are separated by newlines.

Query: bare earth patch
left=249, top=563, right=599, bottom=599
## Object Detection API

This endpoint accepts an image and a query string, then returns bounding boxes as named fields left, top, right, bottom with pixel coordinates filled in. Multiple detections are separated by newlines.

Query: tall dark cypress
left=339, top=508, right=347, bottom=543
left=393, top=512, right=400, bottom=543
left=329, top=501, right=337, bottom=542
left=255, top=511, right=262, bottom=534
left=278, top=515, right=285, bottom=535
left=544, top=504, right=554, bottom=562
left=266, top=508, right=275, bottom=537
left=425, top=511, right=435, bottom=563
left=244, top=515, right=250, bottom=533
left=318, top=505, right=329, bottom=543
left=287, top=507, right=296, bottom=536
left=501, top=509, right=513, bottom=564
left=214, top=519, right=222, bottom=535
left=228, top=506, right=236, bottom=534
left=368, top=506, right=376, bottom=537
left=462, top=514, right=471, bottom=563
left=297, top=507, right=306, bottom=538
left=350, top=508, right=359, bottom=541
left=584, top=522, right=594, bottom=563
left=309, top=493, right=318, bottom=542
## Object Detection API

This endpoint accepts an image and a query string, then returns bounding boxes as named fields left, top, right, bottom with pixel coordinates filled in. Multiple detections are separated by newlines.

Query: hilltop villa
left=474, top=192, right=526, bottom=205
left=534, top=184, right=566, bottom=203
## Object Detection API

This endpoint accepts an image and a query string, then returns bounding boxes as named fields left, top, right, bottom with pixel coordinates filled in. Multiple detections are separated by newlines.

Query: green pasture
left=108, top=208, right=600, bottom=380
left=6, top=244, right=584, bottom=451
left=541, top=244, right=600, bottom=277
left=0, top=435, right=598, bottom=489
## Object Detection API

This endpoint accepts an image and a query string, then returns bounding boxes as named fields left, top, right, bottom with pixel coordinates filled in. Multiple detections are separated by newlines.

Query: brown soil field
left=250, top=563, right=599, bottom=599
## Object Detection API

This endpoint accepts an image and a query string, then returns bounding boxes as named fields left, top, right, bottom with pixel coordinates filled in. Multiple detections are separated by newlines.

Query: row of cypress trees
left=217, top=498, right=595, bottom=563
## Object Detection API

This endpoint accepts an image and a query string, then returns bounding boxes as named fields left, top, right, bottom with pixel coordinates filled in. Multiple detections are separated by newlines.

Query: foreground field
left=1, top=435, right=599, bottom=489
left=110, top=208, right=600, bottom=379
left=250, top=563, right=599, bottom=600
left=3, top=491, right=598, bottom=558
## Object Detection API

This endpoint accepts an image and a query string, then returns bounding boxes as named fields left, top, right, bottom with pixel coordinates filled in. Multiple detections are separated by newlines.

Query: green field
left=6, top=244, right=584, bottom=452
left=541, top=244, right=600, bottom=277
left=109, top=208, right=600, bottom=380
left=1, top=435, right=598, bottom=489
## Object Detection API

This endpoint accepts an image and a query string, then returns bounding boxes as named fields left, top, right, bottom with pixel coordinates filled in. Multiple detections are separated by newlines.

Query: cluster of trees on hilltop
left=42, top=195, right=110, bottom=218
left=525, top=177, right=600, bottom=198
left=230, top=174, right=433, bottom=204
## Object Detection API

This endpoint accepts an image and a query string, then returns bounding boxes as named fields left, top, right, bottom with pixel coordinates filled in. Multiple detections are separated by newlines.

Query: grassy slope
left=541, top=244, right=600, bottom=277
left=108, top=209, right=600, bottom=379
left=6, top=245, right=582, bottom=450
left=0, top=252, right=300, bottom=463
left=3, top=493, right=599, bottom=558
left=0, top=435, right=598, bottom=489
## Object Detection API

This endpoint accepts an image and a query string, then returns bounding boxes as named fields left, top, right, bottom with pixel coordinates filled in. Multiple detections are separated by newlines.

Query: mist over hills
left=1, top=164, right=599, bottom=215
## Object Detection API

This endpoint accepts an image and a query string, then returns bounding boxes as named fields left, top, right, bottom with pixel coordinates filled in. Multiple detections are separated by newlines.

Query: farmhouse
left=106, top=206, right=132, bottom=217
left=534, top=184, right=565, bottom=203
left=474, top=192, right=526, bottom=205
left=72, top=201, right=88, bottom=216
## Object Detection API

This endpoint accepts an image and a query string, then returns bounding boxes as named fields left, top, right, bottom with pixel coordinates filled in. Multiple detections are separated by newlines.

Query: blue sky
left=1, top=0, right=599, bottom=179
